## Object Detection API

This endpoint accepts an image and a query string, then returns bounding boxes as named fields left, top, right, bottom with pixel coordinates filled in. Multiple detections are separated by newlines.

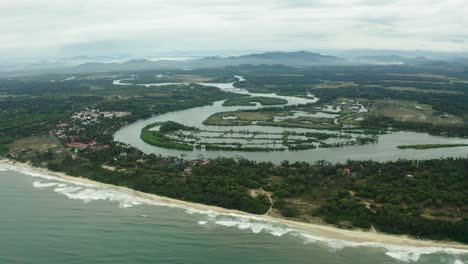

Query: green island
left=397, top=144, right=468, bottom=150
left=140, top=121, right=377, bottom=151
left=141, top=121, right=197, bottom=151
left=1, top=62, right=467, bottom=245
left=222, top=96, right=288, bottom=106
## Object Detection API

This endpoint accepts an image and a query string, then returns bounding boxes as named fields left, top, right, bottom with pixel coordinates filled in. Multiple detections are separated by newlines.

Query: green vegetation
left=158, top=121, right=197, bottom=133
left=207, top=90, right=467, bottom=136
left=126, top=73, right=214, bottom=84
left=203, top=158, right=468, bottom=243
left=44, top=148, right=272, bottom=215
left=2, top=64, right=468, bottom=245
left=231, top=64, right=468, bottom=137
left=261, top=117, right=340, bottom=130
left=140, top=119, right=376, bottom=152
left=362, top=115, right=468, bottom=137
left=397, top=144, right=468, bottom=149
left=0, top=77, right=237, bottom=153
left=222, top=96, right=287, bottom=106
left=141, top=123, right=194, bottom=151
left=370, top=100, right=463, bottom=126
left=203, top=110, right=281, bottom=126
left=204, top=109, right=343, bottom=130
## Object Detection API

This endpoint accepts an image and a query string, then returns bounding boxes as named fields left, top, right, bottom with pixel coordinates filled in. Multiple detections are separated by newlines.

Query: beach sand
left=1, top=159, right=467, bottom=251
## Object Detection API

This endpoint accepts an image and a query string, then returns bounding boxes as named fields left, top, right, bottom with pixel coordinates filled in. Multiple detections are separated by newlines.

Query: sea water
left=0, top=165, right=467, bottom=264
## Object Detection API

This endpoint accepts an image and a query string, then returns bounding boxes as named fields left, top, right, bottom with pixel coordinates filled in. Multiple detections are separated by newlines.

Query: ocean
left=0, top=165, right=467, bottom=264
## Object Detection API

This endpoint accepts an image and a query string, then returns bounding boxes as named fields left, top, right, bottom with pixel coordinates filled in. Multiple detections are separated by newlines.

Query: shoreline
left=1, top=159, right=468, bottom=252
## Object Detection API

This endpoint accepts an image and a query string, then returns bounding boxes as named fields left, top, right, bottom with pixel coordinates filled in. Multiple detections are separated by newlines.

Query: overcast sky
left=1, top=0, right=467, bottom=59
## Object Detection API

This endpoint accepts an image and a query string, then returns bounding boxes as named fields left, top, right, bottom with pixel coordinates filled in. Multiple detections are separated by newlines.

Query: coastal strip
left=1, top=159, right=468, bottom=255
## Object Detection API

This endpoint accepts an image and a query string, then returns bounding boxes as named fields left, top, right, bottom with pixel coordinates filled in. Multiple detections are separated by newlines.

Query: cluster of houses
left=65, top=140, right=110, bottom=151
left=71, top=109, right=132, bottom=124
left=54, top=123, right=78, bottom=139
left=53, top=109, right=132, bottom=151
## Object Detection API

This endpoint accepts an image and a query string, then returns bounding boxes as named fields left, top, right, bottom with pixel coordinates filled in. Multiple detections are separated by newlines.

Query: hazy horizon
left=1, top=0, right=467, bottom=61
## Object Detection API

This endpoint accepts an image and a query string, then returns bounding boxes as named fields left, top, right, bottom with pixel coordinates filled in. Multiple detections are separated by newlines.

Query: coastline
left=1, top=159, right=468, bottom=252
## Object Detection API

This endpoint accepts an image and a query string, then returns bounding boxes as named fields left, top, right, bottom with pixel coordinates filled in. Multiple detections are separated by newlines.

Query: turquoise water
left=0, top=167, right=467, bottom=264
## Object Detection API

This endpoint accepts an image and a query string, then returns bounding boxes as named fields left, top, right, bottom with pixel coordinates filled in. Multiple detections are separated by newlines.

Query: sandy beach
left=1, top=159, right=468, bottom=251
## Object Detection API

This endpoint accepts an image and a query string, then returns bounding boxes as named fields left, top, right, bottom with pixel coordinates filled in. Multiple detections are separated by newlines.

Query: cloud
left=0, top=0, right=466, bottom=58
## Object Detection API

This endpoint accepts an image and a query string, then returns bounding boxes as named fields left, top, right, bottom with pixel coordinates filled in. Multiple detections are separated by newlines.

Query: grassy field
left=222, top=96, right=287, bottom=106
left=171, top=74, right=214, bottom=83
left=314, top=81, right=358, bottom=89
left=10, top=135, right=61, bottom=156
left=263, top=117, right=340, bottom=130
left=204, top=110, right=342, bottom=130
left=371, top=99, right=464, bottom=125
left=207, top=97, right=465, bottom=133
left=203, top=111, right=287, bottom=126
left=339, top=114, right=367, bottom=126
left=383, top=86, right=462, bottom=94
left=125, top=74, right=215, bottom=84
left=291, top=77, right=463, bottom=95
left=385, top=73, right=451, bottom=79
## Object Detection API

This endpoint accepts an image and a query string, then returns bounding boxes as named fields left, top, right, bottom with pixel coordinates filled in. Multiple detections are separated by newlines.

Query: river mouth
left=113, top=77, right=468, bottom=163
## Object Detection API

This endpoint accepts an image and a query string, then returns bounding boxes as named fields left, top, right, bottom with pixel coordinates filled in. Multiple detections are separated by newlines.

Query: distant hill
left=355, top=55, right=451, bottom=66
left=356, top=55, right=406, bottom=64
left=234, top=51, right=342, bottom=61
left=3, top=51, right=466, bottom=77
left=223, top=51, right=344, bottom=65
left=453, top=57, right=468, bottom=65
left=68, top=51, right=348, bottom=73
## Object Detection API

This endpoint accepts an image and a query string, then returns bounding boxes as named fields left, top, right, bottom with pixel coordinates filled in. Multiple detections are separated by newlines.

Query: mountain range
left=69, top=51, right=346, bottom=73
left=1, top=51, right=467, bottom=76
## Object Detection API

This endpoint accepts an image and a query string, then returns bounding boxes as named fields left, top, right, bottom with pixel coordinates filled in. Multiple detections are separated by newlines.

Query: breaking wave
left=299, top=233, right=468, bottom=262
left=32, top=181, right=65, bottom=188
left=190, top=210, right=468, bottom=262
left=1, top=161, right=467, bottom=263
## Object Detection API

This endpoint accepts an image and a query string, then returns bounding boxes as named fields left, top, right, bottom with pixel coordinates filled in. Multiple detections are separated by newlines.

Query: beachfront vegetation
left=38, top=148, right=468, bottom=244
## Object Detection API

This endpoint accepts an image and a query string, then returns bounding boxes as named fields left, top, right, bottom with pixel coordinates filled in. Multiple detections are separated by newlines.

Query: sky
left=0, top=0, right=467, bottom=59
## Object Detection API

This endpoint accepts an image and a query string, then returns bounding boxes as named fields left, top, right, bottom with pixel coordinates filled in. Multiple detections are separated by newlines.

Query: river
left=114, top=77, right=468, bottom=163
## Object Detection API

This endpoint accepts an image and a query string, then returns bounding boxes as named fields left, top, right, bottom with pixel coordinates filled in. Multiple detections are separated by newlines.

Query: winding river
left=114, top=77, right=468, bottom=163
